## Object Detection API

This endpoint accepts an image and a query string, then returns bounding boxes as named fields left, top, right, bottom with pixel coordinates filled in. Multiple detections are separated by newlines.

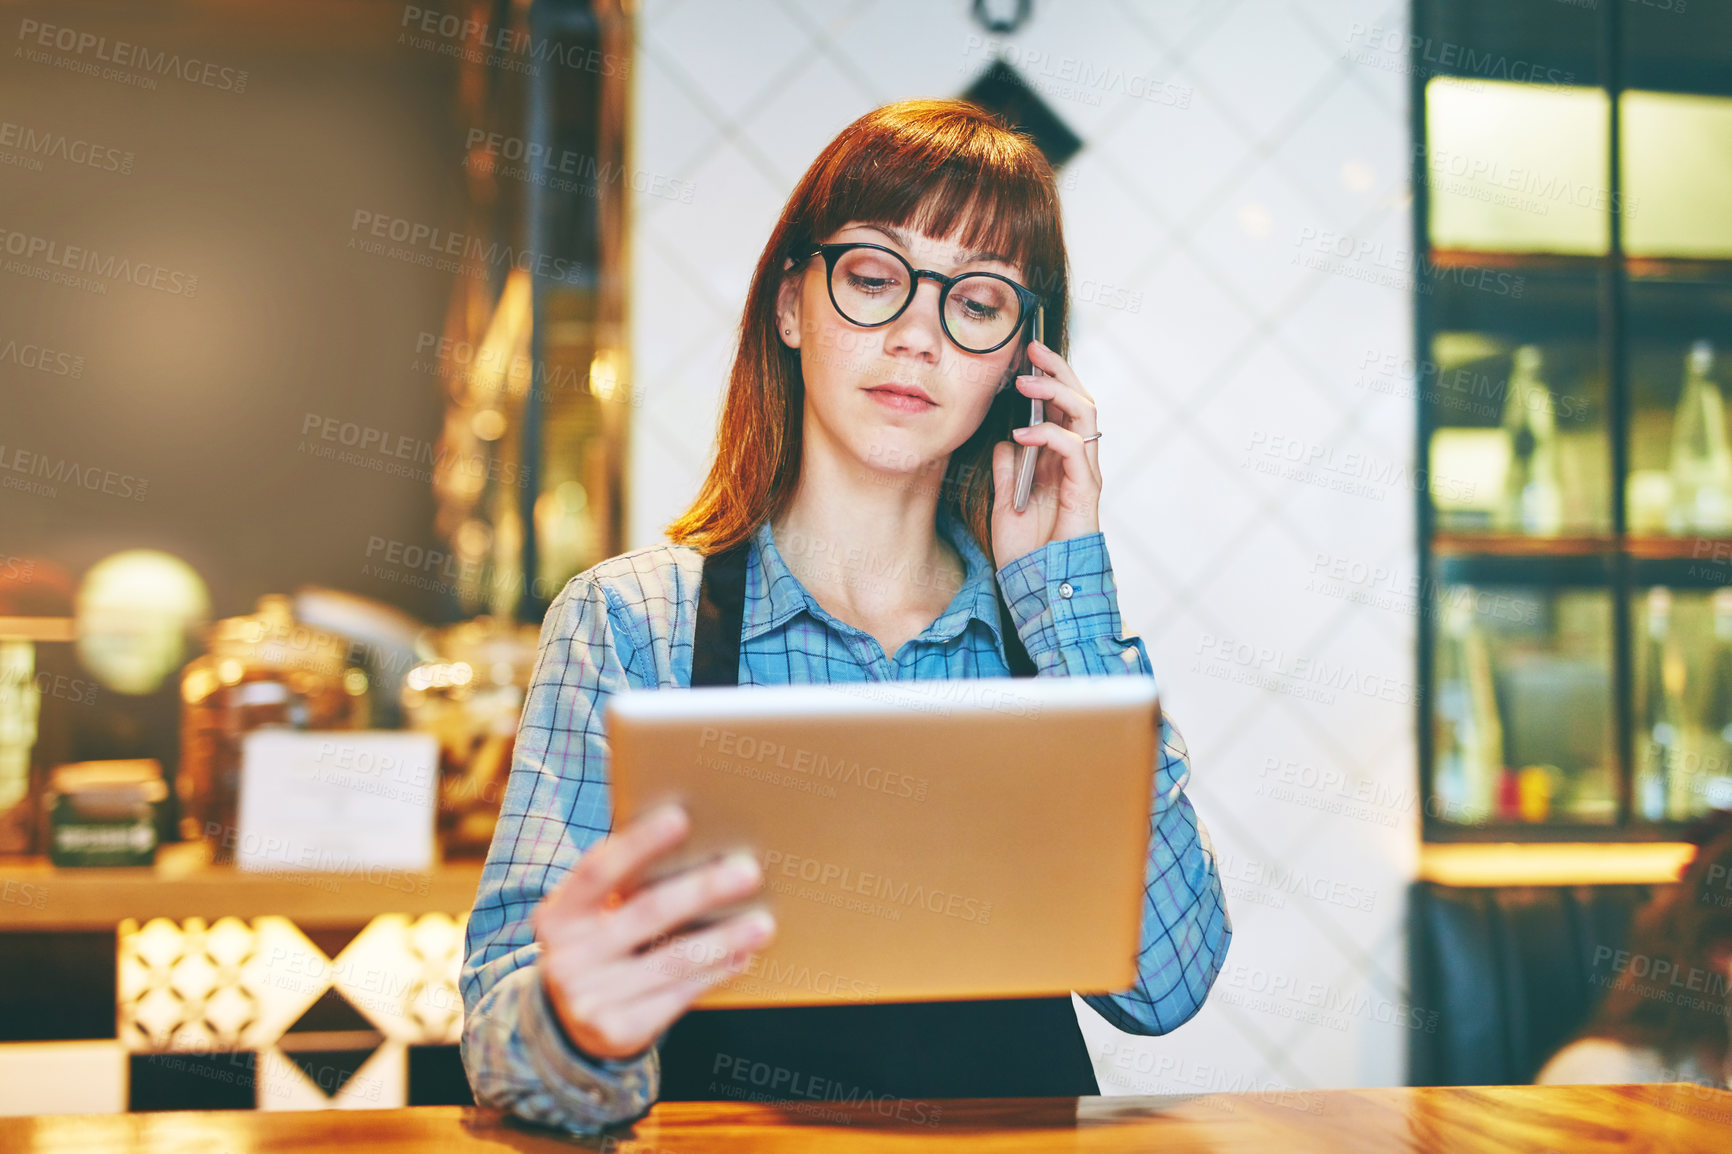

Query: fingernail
left=650, top=804, right=686, bottom=834
left=746, top=909, right=776, bottom=939
left=723, top=851, right=761, bottom=885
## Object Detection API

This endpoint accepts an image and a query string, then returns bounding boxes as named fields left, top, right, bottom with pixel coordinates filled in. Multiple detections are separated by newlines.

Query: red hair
left=663, top=98, right=1070, bottom=557
left=1579, top=809, right=1732, bottom=1080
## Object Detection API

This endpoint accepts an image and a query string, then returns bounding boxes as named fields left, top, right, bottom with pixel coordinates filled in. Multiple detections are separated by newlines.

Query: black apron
left=653, top=535, right=1101, bottom=1102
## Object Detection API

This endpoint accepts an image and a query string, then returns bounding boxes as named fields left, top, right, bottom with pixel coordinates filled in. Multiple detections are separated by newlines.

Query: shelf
left=1428, top=249, right=1605, bottom=273
left=1431, top=534, right=1616, bottom=558
left=1626, top=536, right=1732, bottom=559
left=1428, top=252, right=1732, bottom=283
left=1627, top=256, right=1732, bottom=284
left=0, top=617, right=75, bottom=643
left=1430, top=536, right=1732, bottom=559
left=0, top=842, right=485, bottom=932
left=1418, top=841, right=1694, bottom=886
left=1414, top=1, right=1732, bottom=847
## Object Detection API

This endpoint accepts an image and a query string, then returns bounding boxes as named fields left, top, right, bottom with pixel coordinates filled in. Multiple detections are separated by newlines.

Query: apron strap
left=693, top=532, right=1039, bottom=685
left=691, top=538, right=752, bottom=687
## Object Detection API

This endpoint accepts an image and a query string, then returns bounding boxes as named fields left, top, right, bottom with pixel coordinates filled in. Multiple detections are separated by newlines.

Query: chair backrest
left=1408, top=881, right=1655, bottom=1085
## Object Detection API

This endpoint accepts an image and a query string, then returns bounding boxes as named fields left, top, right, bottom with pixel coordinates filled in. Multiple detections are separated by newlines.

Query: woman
left=460, top=98, right=1231, bottom=1135
left=1537, top=810, right=1732, bottom=1089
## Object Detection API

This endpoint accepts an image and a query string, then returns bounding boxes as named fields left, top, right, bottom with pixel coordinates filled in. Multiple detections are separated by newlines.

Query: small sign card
left=236, top=730, right=439, bottom=873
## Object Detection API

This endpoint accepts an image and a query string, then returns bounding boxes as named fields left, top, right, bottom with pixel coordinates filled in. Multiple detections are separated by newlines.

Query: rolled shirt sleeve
left=459, top=574, right=661, bottom=1134
left=464, top=959, right=659, bottom=1131
left=997, top=532, right=1233, bottom=1034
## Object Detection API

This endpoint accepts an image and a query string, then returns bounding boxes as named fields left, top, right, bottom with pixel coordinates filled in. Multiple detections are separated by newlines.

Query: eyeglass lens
left=829, top=247, right=1022, bottom=353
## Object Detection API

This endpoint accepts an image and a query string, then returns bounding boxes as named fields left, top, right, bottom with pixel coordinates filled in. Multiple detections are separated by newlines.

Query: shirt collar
left=742, top=504, right=1011, bottom=654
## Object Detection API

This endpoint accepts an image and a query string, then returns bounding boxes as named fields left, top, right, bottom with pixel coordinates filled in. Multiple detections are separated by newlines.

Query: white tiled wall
left=628, top=0, right=1417, bottom=1093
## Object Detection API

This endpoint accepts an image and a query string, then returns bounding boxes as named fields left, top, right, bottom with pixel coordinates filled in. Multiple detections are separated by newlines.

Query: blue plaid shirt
left=460, top=504, right=1232, bottom=1133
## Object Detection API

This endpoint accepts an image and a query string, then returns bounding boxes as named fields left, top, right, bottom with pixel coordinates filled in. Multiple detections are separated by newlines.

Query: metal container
left=46, top=759, right=166, bottom=867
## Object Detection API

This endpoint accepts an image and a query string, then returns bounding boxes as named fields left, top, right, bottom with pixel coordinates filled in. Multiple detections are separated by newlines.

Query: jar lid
left=412, top=615, right=540, bottom=687
left=49, top=759, right=168, bottom=805
left=203, top=595, right=350, bottom=676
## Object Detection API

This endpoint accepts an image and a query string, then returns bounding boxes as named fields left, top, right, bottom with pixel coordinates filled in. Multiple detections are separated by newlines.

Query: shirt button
left=1058, top=581, right=1074, bottom=600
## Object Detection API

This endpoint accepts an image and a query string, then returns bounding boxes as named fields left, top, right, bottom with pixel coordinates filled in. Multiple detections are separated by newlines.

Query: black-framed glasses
left=797, top=242, right=1041, bottom=355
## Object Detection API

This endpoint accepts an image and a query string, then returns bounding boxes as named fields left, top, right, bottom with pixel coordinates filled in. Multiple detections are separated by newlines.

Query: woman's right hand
left=533, top=803, right=776, bottom=1063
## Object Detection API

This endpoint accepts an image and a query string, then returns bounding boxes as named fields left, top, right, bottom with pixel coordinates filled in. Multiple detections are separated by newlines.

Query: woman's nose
left=882, top=278, right=946, bottom=357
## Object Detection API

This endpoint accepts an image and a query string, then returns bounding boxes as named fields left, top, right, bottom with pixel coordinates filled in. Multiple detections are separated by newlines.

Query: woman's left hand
left=990, top=338, right=1102, bottom=571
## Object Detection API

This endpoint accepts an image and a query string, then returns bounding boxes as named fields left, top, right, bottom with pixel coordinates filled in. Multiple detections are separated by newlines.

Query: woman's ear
left=775, top=270, right=803, bottom=350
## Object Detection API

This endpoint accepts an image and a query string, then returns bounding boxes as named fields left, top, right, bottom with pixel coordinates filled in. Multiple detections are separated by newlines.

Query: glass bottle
left=1498, top=346, right=1564, bottom=535
left=1667, top=341, right=1732, bottom=535
left=0, top=640, right=40, bottom=848
left=1636, top=588, right=1687, bottom=821
left=1433, top=593, right=1504, bottom=824
left=1702, top=589, right=1732, bottom=812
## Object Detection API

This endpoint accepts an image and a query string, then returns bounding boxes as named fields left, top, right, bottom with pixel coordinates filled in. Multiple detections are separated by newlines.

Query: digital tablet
left=602, top=674, right=1160, bottom=1009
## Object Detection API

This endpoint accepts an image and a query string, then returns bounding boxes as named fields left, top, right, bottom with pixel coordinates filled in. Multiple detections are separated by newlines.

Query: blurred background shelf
left=1415, top=0, right=1732, bottom=838
left=0, top=843, right=483, bottom=931
left=1430, top=534, right=1616, bottom=558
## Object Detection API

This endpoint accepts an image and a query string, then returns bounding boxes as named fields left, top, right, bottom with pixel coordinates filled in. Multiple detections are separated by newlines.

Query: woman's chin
left=852, top=445, right=947, bottom=485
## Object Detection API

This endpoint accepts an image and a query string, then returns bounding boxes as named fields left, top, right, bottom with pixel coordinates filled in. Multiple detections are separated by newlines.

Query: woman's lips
left=866, top=388, right=936, bottom=413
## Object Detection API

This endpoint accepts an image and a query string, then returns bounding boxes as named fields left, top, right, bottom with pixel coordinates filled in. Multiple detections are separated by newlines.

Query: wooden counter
left=0, top=842, right=484, bottom=930
left=3, top=1086, right=1730, bottom=1152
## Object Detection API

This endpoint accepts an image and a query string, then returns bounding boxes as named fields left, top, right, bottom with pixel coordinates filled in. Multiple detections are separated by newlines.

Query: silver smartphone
left=1012, top=304, right=1045, bottom=513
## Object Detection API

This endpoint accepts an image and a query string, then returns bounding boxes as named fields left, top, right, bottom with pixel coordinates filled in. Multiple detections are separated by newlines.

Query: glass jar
left=179, top=595, right=368, bottom=860
left=402, top=616, right=538, bottom=859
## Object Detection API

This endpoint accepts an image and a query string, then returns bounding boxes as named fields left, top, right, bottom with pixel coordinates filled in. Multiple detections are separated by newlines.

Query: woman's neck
left=769, top=436, right=966, bottom=622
